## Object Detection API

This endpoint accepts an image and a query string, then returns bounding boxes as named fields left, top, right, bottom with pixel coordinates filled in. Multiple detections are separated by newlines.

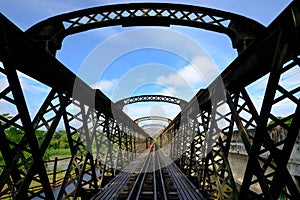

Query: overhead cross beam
left=115, top=94, right=188, bottom=110
left=26, top=2, right=265, bottom=55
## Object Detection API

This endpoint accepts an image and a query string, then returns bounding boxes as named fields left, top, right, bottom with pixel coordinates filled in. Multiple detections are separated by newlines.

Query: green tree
left=267, top=116, right=293, bottom=127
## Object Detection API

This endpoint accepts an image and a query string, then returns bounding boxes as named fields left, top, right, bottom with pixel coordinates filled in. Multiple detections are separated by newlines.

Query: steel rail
left=134, top=147, right=153, bottom=200
left=92, top=143, right=205, bottom=199
left=155, top=144, right=168, bottom=200
left=153, top=145, right=157, bottom=200
left=126, top=145, right=153, bottom=200
left=92, top=149, right=151, bottom=200
left=93, top=163, right=137, bottom=200
left=126, top=143, right=170, bottom=200
left=159, top=149, right=206, bottom=200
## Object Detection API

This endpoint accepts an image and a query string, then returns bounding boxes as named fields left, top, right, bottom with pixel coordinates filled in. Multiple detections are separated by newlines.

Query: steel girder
left=158, top=1, right=300, bottom=199
left=0, top=13, right=148, bottom=199
left=115, top=94, right=188, bottom=110
left=25, top=3, right=265, bottom=55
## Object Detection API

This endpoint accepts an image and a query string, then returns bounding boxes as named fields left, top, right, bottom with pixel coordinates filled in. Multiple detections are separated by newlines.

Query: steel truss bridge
left=0, top=1, right=300, bottom=200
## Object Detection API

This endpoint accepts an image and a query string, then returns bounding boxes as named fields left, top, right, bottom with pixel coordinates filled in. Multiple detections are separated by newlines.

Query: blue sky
left=0, top=0, right=295, bottom=132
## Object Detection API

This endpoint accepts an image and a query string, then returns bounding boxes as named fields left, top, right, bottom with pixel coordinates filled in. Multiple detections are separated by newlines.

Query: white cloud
left=157, top=87, right=178, bottom=96
left=79, top=27, right=212, bottom=85
left=91, top=79, right=118, bottom=92
left=0, top=71, right=51, bottom=119
left=0, top=71, right=50, bottom=94
left=16, top=72, right=51, bottom=94
left=156, top=56, right=218, bottom=93
left=0, top=77, right=9, bottom=89
left=0, top=99, right=18, bottom=116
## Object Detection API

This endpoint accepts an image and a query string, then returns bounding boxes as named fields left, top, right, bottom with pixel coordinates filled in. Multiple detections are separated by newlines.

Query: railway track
left=93, top=143, right=205, bottom=200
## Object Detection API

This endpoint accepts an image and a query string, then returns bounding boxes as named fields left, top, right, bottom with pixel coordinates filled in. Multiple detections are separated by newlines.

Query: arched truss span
left=134, top=116, right=172, bottom=125
left=26, top=2, right=265, bottom=54
left=115, top=94, right=188, bottom=110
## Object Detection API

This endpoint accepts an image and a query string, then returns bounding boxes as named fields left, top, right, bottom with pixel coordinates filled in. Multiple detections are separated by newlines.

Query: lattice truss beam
left=160, top=97, right=238, bottom=199
left=237, top=36, right=300, bottom=199
left=0, top=13, right=146, bottom=200
left=158, top=2, right=300, bottom=199
left=26, top=3, right=265, bottom=54
left=115, top=95, right=188, bottom=110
